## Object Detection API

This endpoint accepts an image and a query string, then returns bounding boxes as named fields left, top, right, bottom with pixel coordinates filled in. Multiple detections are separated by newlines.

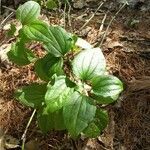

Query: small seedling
left=7, top=1, right=123, bottom=139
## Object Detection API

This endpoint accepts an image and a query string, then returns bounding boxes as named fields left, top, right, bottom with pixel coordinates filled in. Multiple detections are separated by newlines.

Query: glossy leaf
left=7, top=42, right=36, bottom=66
left=23, top=20, right=51, bottom=43
left=16, top=1, right=40, bottom=25
left=63, top=92, right=96, bottom=138
left=91, top=75, right=123, bottom=104
left=44, top=26, right=73, bottom=57
left=18, top=28, right=30, bottom=43
left=72, top=48, right=106, bottom=81
left=15, top=83, right=47, bottom=108
left=83, top=109, right=108, bottom=138
left=45, top=76, right=74, bottom=113
left=34, top=54, right=64, bottom=81
left=75, top=38, right=93, bottom=50
left=23, top=21, right=73, bottom=57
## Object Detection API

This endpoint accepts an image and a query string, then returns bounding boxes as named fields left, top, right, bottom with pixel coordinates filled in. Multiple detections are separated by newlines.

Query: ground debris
left=114, top=77, right=150, bottom=150
left=0, top=127, right=20, bottom=150
left=0, top=0, right=150, bottom=149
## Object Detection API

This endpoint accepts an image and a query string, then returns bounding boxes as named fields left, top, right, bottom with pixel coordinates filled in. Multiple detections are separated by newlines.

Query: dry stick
left=21, top=109, right=36, bottom=150
left=2, top=6, right=16, bottom=12
left=99, top=13, right=107, bottom=32
left=99, top=2, right=127, bottom=47
left=63, top=3, right=67, bottom=28
left=66, top=0, right=72, bottom=28
left=80, top=0, right=106, bottom=30
left=93, top=13, right=107, bottom=47
left=0, top=12, right=14, bottom=29
left=58, top=0, right=61, bottom=10
left=0, top=6, right=16, bottom=29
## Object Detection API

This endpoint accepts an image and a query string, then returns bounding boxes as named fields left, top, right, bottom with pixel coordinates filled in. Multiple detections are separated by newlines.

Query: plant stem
left=21, top=109, right=36, bottom=150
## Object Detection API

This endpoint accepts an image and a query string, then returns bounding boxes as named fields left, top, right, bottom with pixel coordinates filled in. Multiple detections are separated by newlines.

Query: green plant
left=33, top=0, right=70, bottom=9
left=7, top=1, right=123, bottom=138
left=33, top=0, right=58, bottom=9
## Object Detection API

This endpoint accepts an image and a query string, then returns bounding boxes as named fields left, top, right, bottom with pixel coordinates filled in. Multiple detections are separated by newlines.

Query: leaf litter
left=0, top=0, right=150, bottom=149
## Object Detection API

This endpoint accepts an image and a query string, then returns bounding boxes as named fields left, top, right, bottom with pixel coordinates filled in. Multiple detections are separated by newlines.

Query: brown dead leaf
left=0, top=44, right=11, bottom=62
left=106, top=37, right=123, bottom=49
left=4, top=135, right=20, bottom=149
left=0, top=127, right=19, bottom=149
left=107, top=41, right=123, bottom=49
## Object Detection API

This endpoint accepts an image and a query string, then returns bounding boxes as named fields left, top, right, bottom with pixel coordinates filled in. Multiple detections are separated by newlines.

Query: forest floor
left=0, top=1, right=150, bottom=150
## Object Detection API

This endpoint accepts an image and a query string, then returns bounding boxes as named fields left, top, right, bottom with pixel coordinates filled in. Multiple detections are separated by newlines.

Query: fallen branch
left=0, top=12, right=14, bottom=29
left=99, top=2, right=127, bottom=47
left=99, top=13, right=107, bottom=32
left=2, top=6, right=16, bottom=12
left=80, top=0, right=106, bottom=30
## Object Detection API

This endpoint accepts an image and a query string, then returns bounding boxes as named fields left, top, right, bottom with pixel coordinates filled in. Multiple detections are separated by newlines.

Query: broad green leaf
left=53, top=109, right=66, bottom=130
left=15, top=83, right=47, bottom=108
left=16, top=1, right=40, bottom=25
left=34, top=54, right=64, bottom=81
left=75, top=38, right=93, bottom=50
left=72, top=48, right=106, bottom=81
left=83, top=122, right=100, bottom=138
left=65, top=77, right=77, bottom=88
left=44, top=26, right=73, bottom=57
left=45, top=76, right=74, bottom=113
left=23, top=21, right=73, bottom=57
left=7, top=42, right=36, bottom=66
left=95, top=109, right=109, bottom=131
left=37, top=107, right=54, bottom=133
left=63, top=92, right=96, bottom=138
left=91, top=75, right=123, bottom=104
left=23, top=21, right=51, bottom=43
left=18, top=28, right=30, bottom=43
left=37, top=108, right=66, bottom=133
left=83, top=109, right=108, bottom=138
